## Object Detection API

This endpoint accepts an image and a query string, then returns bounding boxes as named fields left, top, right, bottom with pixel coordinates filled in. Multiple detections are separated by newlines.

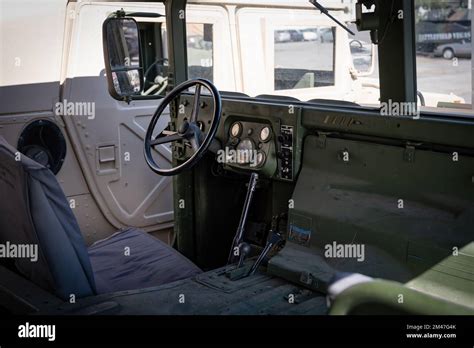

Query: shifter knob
left=237, top=242, right=251, bottom=268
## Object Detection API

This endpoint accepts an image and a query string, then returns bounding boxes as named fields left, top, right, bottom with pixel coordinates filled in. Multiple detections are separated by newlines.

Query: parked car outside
left=275, top=30, right=291, bottom=43
left=319, top=27, right=334, bottom=43
left=433, top=40, right=471, bottom=59
left=287, top=29, right=304, bottom=42
left=301, top=28, right=318, bottom=41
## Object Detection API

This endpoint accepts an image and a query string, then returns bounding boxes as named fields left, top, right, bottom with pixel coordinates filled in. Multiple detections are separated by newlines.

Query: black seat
left=0, top=136, right=201, bottom=300
left=88, top=227, right=201, bottom=293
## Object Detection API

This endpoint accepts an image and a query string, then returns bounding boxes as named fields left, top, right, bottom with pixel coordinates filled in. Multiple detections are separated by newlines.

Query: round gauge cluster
left=230, top=122, right=242, bottom=137
left=260, top=126, right=271, bottom=142
left=236, top=139, right=255, bottom=165
left=256, top=151, right=266, bottom=167
left=228, top=121, right=272, bottom=169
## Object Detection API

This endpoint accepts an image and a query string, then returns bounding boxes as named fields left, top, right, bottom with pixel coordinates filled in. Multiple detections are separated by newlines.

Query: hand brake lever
left=247, top=231, right=284, bottom=276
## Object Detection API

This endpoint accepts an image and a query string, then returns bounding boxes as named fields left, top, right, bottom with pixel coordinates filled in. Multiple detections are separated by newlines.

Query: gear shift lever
left=227, top=172, right=259, bottom=265
left=237, top=242, right=251, bottom=268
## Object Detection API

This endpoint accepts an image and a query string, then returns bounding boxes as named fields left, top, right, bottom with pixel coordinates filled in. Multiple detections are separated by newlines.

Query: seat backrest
left=0, top=136, right=96, bottom=300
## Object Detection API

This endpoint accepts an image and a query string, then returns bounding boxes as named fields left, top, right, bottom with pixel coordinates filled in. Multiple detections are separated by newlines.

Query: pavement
left=416, top=55, right=471, bottom=103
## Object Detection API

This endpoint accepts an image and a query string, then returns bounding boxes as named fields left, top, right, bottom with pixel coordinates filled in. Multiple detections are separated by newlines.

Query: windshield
left=187, top=0, right=472, bottom=112
left=146, top=0, right=472, bottom=113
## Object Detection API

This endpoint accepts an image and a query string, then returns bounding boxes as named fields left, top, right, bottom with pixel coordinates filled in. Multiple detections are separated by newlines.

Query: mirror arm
left=309, top=0, right=355, bottom=36
left=114, top=9, right=126, bottom=18
left=126, top=12, right=164, bottom=18
left=112, top=8, right=164, bottom=19
left=123, top=96, right=132, bottom=105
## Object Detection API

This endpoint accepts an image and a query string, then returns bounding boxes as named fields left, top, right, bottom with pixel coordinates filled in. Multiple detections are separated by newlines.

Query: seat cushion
left=88, top=228, right=202, bottom=294
left=406, top=242, right=474, bottom=310
left=0, top=136, right=96, bottom=300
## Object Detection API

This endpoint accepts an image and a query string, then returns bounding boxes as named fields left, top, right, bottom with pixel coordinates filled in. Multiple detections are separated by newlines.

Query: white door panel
left=63, top=2, right=172, bottom=230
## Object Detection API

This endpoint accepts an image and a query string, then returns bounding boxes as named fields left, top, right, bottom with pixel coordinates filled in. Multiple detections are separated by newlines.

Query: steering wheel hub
left=178, top=120, right=190, bottom=135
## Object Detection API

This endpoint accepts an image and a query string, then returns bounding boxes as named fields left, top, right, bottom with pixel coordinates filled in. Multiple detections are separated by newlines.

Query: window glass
left=136, top=22, right=215, bottom=96
left=138, top=21, right=169, bottom=97
left=187, top=23, right=214, bottom=81
left=233, top=3, right=374, bottom=103
left=349, top=25, right=377, bottom=77
left=274, top=27, right=335, bottom=91
left=135, top=1, right=473, bottom=111
left=415, top=0, right=472, bottom=111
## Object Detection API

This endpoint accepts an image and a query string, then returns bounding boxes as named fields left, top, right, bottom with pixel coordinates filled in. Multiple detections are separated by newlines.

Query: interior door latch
left=317, top=132, right=331, bottom=149
left=403, top=142, right=421, bottom=163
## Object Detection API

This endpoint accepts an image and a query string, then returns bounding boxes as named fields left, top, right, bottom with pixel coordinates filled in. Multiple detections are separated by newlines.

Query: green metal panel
left=166, top=0, right=197, bottom=260
left=287, top=134, right=474, bottom=282
left=377, top=0, right=417, bottom=103
left=329, top=279, right=474, bottom=315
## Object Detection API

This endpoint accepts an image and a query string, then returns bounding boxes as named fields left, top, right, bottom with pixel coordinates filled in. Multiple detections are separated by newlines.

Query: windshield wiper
left=309, top=0, right=355, bottom=36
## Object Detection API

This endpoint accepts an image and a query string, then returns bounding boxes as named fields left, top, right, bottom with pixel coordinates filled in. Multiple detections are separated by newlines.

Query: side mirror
left=350, top=39, right=376, bottom=77
left=103, top=16, right=144, bottom=100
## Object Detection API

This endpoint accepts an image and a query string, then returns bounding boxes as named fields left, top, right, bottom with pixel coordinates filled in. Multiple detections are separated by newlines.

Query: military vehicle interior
left=0, top=0, right=473, bottom=316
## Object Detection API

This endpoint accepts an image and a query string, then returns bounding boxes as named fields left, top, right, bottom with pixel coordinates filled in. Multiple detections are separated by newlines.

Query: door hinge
left=317, top=132, right=330, bottom=148
left=403, top=142, right=422, bottom=162
left=404, top=145, right=415, bottom=162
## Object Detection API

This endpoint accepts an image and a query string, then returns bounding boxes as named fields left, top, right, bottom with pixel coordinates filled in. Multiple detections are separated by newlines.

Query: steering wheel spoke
left=190, top=84, right=202, bottom=122
left=150, top=132, right=183, bottom=146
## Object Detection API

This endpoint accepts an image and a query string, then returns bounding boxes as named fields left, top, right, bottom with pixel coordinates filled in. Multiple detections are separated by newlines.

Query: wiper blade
left=309, top=0, right=355, bottom=36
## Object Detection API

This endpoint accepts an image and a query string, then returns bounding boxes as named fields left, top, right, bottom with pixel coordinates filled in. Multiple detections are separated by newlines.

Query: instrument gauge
left=260, top=126, right=271, bottom=142
left=256, top=151, right=266, bottom=167
left=230, top=122, right=242, bottom=138
left=236, top=138, right=255, bottom=165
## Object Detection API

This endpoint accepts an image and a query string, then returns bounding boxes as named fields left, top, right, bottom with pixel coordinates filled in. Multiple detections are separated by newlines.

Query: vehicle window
left=137, top=21, right=214, bottom=96
left=130, top=1, right=473, bottom=112
left=274, top=26, right=335, bottom=91
left=187, top=23, right=214, bottom=82
left=415, top=0, right=472, bottom=112
left=138, top=21, right=169, bottom=97
left=235, top=4, right=363, bottom=102
left=349, top=34, right=375, bottom=74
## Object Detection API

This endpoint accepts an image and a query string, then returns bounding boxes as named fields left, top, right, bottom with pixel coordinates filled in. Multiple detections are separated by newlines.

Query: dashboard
left=178, top=94, right=301, bottom=182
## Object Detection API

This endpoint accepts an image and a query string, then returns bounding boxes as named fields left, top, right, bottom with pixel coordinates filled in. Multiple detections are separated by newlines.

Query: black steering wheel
left=144, top=78, right=222, bottom=176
